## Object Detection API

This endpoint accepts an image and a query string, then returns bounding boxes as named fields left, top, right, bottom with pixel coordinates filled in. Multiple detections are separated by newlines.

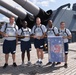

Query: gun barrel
left=0, top=8, right=17, bottom=18
left=0, top=0, right=27, bottom=19
left=13, top=0, right=40, bottom=16
left=13, top=0, right=52, bottom=25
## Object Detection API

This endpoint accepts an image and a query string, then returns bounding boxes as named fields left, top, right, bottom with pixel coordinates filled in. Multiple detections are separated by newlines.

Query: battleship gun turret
left=0, top=8, right=17, bottom=19
left=0, top=0, right=35, bottom=28
left=13, top=0, right=52, bottom=25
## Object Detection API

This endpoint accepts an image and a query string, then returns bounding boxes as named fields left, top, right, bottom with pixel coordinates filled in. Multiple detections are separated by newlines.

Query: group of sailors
left=0, top=16, right=72, bottom=68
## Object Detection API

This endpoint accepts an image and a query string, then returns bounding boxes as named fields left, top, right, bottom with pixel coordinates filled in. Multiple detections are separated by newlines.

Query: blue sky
left=0, top=0, right=76, bottom=22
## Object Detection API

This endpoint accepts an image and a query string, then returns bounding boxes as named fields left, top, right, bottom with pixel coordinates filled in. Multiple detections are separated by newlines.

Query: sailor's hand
left=63, top=36, right=67, bottom=39
left=37, top=36, right=41, bottom=39
left=3, top=34, right=8, bottom=37
left=33, top=35, right=37, bottom=38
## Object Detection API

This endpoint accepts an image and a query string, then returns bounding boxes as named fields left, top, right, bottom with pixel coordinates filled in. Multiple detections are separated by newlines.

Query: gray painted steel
left=0, top=8, right=17, bottom=18
left=0, top=0, right=27, bottom=19
left=13, top=0, right=39, bottom=16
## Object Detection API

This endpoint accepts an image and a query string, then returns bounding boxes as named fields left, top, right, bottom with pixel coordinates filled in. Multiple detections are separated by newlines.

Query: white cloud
left=50, top=0, right=56, bottom=2
left=31, top=0, right=56, bottom=6
left=2, top=16, right=9, bottom=21
left=0, top=16, right=9, bottom=22
left=37, top=1, right=49, bottom=6
left=31, top=0, right=37, bottom=4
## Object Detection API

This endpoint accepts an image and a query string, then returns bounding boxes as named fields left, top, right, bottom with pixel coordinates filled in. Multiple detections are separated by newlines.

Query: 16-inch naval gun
left=13, top=0, right=52, bottom=26
left=0, top=0, right=35, bottom=28
left=0, top=8, right=17, bottom=18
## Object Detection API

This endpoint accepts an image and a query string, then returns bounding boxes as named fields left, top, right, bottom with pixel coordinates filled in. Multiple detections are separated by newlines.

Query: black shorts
left=3, top=40, right=16, bottom=54
left=34, top=39, right=44, bottom=49
left=21, top=40, right=31, bottom=52
left=64, top=43, right=68, bottom=54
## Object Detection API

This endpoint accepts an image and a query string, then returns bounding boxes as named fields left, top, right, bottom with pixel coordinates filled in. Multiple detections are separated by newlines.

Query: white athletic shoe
left=21, top=63, right=25, bottom=66
left=35, top=61, right=40, bottom=66
left=26, top=61, right=32, bottom=66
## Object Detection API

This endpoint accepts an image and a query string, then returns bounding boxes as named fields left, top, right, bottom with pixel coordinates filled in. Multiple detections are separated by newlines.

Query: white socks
left=38, top=59, right=42, bottom=62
